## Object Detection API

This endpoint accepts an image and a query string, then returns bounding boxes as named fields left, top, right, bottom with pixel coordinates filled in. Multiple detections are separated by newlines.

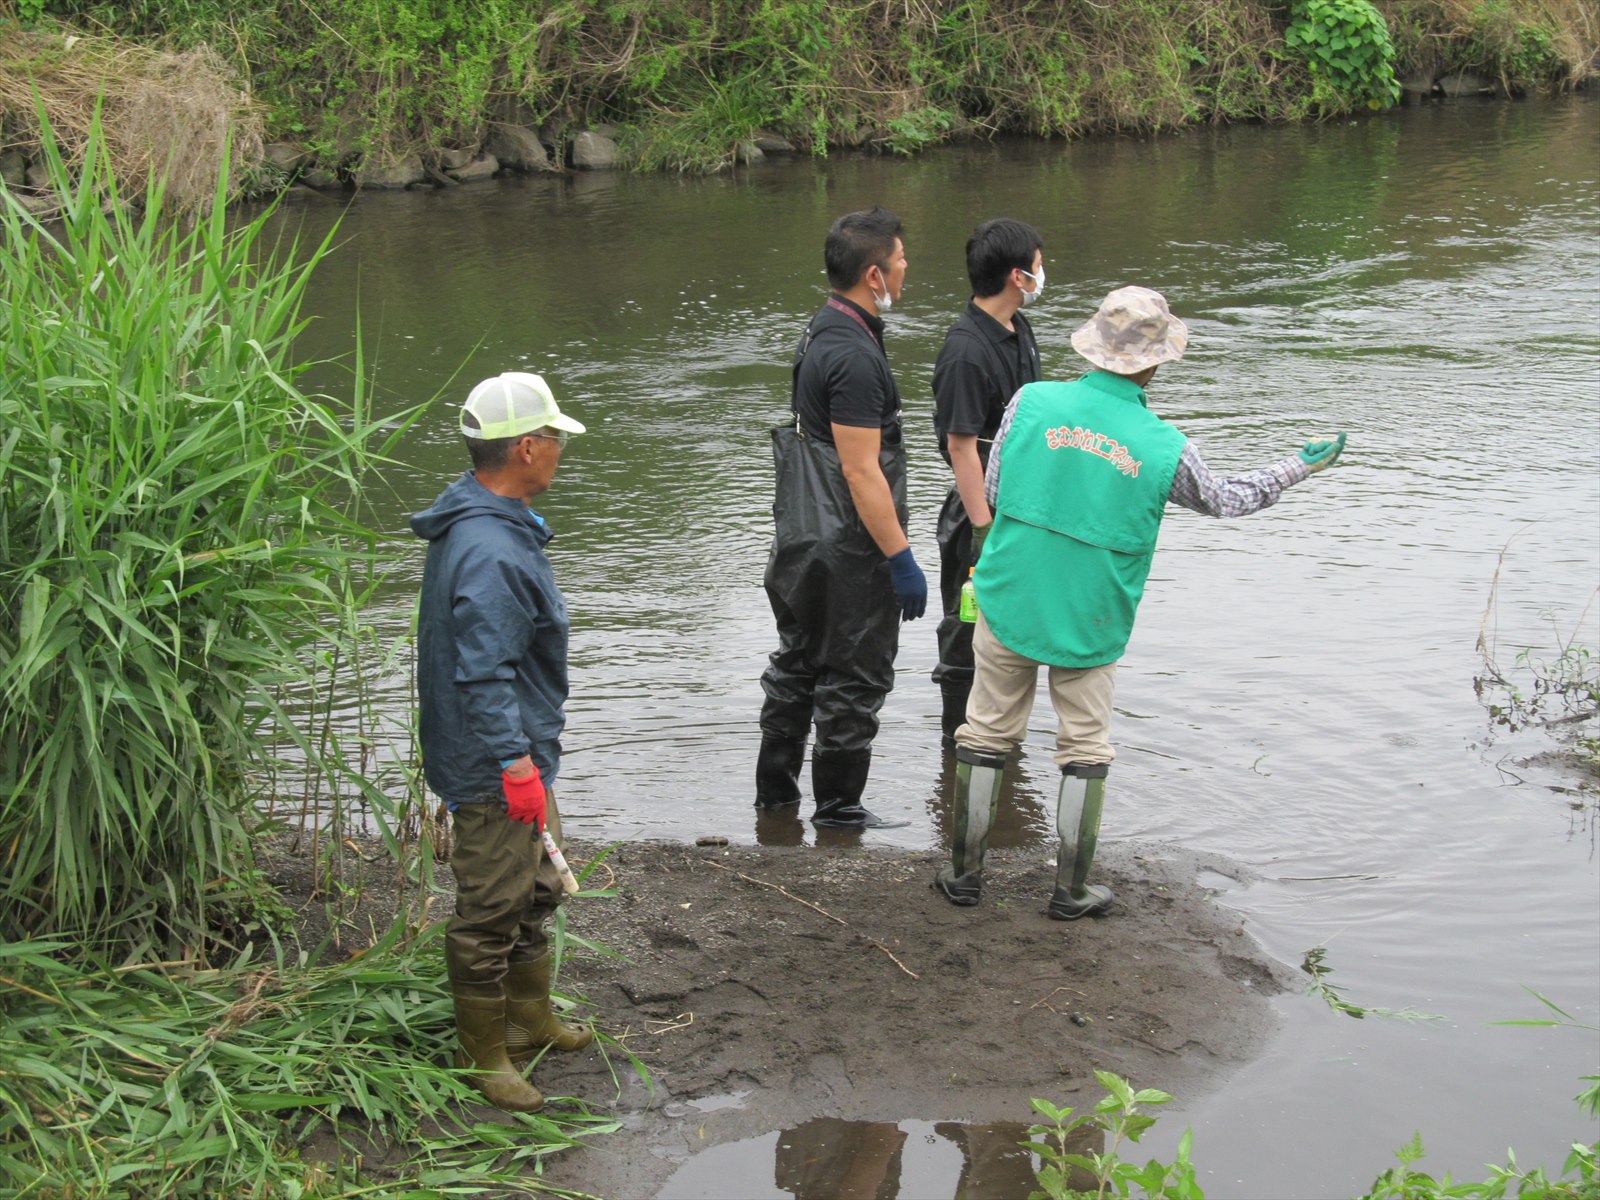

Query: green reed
left=0, top=110, right=418, bottom=959
left=0, top=920, right=618, bottom=1197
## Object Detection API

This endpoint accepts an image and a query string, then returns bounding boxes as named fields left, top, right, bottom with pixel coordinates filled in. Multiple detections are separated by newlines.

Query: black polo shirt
left=930, top=299, right=1041, bottom=466
left=791, top=296, right=901, bottom=445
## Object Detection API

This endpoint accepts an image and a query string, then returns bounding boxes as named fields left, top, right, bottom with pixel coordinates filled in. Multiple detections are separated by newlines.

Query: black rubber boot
left=1047, top=762, right=1114, bottom=921
left=755, top=733, right=806, bottom=810
left=934, top=746, right=1006, bottom=905
left=939, top=682, right=970, bottom=751
left=811, top=749, right=908, bottom=829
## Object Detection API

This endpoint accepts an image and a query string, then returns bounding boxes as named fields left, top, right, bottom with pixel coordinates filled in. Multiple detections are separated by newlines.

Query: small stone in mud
left=1070, top=1013, right=1091, bottom=1026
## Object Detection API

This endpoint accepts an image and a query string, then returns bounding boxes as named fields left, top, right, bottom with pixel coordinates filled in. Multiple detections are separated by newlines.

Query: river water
left=275, top=95, right=1599, bottom=1197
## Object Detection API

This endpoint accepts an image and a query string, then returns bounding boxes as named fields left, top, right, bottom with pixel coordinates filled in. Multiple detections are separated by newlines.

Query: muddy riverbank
left=266, top=833, right=1296, bottom=1197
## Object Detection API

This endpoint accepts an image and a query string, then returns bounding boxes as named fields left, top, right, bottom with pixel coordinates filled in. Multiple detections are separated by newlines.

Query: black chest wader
left=932, top=317, right=1039, bottom=746
left=756, top=420, right=910, bottom=829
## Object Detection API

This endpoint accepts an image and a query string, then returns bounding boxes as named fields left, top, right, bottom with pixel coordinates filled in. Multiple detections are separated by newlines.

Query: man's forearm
left=947, top=435, right=991, bottom=527
left=842, top=462, right=909, bottom=555
left=834, top=422, right=908, bottom=556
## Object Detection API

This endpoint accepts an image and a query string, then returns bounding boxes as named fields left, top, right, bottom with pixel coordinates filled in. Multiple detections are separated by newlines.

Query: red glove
left=501, top=766, right=546, bottom=829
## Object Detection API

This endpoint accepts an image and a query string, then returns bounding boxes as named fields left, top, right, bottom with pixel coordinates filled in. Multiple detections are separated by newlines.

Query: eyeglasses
left=527, top=430, right=569, bottom=449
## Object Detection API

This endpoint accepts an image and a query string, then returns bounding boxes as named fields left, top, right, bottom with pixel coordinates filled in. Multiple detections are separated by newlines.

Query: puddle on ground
left=1195, top=868, right=1242, bottom=893
left=656, top=1116, right=1101, bottom=1199
left=688, top=1090, right=753, bottom=1113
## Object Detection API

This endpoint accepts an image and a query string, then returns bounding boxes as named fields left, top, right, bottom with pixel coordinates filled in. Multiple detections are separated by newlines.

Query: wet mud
left=531, top=839, right=1297, bottom=1199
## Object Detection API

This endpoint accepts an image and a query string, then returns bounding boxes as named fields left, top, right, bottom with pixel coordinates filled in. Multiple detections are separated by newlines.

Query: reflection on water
left=267, top=96, right=1600, bottom=1196
left=658, top=1117, right=1100, bottom=1200
left=753, top=750, right=1049, bottom=847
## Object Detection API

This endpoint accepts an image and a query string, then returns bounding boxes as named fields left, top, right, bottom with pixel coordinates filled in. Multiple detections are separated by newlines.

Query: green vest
left=976, top=373, right=1187, bottom=667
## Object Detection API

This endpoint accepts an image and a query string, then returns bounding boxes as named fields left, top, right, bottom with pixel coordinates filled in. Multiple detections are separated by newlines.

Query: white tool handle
left=541, top=830, right=581, bottom=895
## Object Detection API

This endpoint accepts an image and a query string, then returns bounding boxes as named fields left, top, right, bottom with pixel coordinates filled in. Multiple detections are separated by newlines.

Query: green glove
left=968, top=520, right=992, bottom=569
left=1298, top=432, right=1347, bottom=474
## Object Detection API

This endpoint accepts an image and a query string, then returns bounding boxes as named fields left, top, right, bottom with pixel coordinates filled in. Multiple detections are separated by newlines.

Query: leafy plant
left=1302, top=946, right=1445, bottom=1021
left=1028, top=1068, right=1600, bottom=1200
left=1357, top=1131, right=1599, bottom=1199
left=881, top=105, right=957, bottom=156
left=1026, top=1071, right=1204, bottom=1200
left=1284, top=0, right=1403, bottom=110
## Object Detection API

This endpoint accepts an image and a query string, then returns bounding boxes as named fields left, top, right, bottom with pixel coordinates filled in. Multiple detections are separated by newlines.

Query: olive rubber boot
left=755, top=733, right=806, bottom=810
left=1047, top=763, right=1114, bottom=921
left=811, top=750, right=908, bottom=829
left=934, top=746, right=1006, bottom=905
left=505, top=952, right=593, bottom=1065
left=451, top=985, right=546, bottom=1112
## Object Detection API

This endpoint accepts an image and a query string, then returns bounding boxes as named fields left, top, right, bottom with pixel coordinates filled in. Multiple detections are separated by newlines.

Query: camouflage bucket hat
left=1070, top=286, right=1188, bottom=374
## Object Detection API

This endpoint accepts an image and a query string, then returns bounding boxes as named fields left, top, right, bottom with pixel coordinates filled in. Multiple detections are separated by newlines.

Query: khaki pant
left=446, top=788, right=569, bottom=987
left=955, top=612, right=1118, bottom=767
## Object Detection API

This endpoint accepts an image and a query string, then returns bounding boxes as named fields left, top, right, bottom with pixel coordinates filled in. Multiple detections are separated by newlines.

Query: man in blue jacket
left=412, top=371, right=592, bottom=1112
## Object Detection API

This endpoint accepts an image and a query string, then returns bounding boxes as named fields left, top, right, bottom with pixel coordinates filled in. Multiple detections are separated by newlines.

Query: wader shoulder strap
left=826, top=296, right=883, bottom=349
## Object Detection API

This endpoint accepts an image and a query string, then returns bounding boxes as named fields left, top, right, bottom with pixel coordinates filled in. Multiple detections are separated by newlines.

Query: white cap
left=460, top=372, right=586, bottom=440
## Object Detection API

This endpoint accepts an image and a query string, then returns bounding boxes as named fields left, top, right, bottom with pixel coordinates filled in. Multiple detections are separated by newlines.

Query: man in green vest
left=935, top=286, right=1346, bottom=918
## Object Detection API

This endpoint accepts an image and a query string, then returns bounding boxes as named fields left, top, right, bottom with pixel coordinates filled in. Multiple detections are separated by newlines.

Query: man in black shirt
left=756, top=207, right=927, bottom=830
left=930, top=218, right=1045, bottom=748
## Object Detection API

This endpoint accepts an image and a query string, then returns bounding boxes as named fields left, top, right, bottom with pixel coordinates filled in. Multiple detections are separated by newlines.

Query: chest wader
left=757, top=420, right=910, bottom=831
left=933, top=745, right=1007, bottom=904
left=933, top=486, right=977, bottom=748
left=932, top=316, right=1035, bottom=747
left=1048, top=763, right=1114, bottom=920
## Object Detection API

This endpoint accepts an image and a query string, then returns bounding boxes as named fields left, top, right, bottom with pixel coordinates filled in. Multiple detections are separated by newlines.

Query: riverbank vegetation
left=0, top=114, right=411, bottom=958
left=0, top=119, right=616, bottom=1192
left=0, top=924, right=617, bottom=1196
left=0, top=0, right=1594, bottom=188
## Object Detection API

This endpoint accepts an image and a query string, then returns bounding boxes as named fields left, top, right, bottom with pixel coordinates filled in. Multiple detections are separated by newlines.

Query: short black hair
left=966, top=218, right=1043, bottom=298
left=824, top=207, right=904, bottom=291
left=465, top=434, right=520, bottom=471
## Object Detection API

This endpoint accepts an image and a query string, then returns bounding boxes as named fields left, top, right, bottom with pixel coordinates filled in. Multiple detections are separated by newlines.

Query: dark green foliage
left=1285, top=0, right=1404, bottom=110
left=15, top=0, right=1595, bottom=173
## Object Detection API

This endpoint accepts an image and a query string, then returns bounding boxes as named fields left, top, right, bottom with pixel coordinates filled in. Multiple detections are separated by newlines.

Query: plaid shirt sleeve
left=1168, top=442, right=1310, bottom=517
left=983, top=387, right=1025, bottom=509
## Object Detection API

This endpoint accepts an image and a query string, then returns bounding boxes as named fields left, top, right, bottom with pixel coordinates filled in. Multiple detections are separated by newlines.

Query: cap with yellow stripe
left=460, top=372, right=587, bottom=440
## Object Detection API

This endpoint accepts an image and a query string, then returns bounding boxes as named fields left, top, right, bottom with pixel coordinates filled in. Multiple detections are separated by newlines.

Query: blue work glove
left=1298, top=432, right=1348, bottom=474
left=886, top=547, right=928, bottom=622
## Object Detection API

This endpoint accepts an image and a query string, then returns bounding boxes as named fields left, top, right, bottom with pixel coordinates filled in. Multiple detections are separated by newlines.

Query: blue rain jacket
left=411, top=471, right=569, bottom=804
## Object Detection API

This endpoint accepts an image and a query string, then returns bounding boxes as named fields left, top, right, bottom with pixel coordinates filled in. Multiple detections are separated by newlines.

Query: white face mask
left=871, top=270, right=894, bottom=314
left=1019, top=265, right=1045, bottom=307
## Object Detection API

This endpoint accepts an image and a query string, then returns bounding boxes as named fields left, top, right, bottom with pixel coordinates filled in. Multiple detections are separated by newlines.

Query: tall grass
left=0, top=111, right=417, bottom=960
left=0, top=921, right=617, bottom=1197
